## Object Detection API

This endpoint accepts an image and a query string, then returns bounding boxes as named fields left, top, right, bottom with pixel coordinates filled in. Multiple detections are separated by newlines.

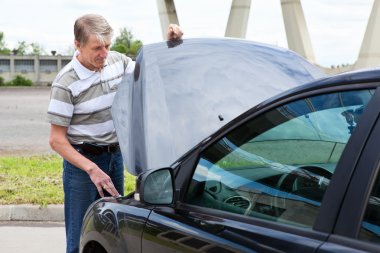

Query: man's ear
left=74, top=40, right=81, bottom=50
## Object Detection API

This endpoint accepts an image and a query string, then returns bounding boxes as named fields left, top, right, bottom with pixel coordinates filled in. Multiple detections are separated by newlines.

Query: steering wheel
left=277, top=165, right=332, bottom=193
left=271, top=165, right=333, bottom=217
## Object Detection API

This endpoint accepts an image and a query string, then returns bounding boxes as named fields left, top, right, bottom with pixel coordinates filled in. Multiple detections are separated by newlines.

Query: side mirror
left=135, top=168, right=174, bottom=205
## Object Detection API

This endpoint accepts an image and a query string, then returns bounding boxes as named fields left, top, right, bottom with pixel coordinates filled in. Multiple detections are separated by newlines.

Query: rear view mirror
left=135, top=168, right=174, bottom=205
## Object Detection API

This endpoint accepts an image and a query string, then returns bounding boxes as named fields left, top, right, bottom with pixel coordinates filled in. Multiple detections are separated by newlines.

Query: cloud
left=0, top=0, right=375, bottom=66
left=303, top=0, right=373, bottom=66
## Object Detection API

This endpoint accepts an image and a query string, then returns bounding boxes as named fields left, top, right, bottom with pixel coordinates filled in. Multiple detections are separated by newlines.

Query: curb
left=0, top=205, right=64, bottom=222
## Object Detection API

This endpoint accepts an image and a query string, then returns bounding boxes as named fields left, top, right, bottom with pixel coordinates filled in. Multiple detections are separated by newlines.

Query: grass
left=0, top=155, right=136, bottom=206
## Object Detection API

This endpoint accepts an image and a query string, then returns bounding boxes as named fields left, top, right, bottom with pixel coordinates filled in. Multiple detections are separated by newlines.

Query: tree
left=29, top=42, right=46, bottom=55
left=0, top=32, right=11, bottom=54
left=13, top=41, right=46, bottom=55
left=15, top=41, right=28, bottom=55
left=129, top=40, right=143, bottom=57
left=111, top=27, right=143, bottom=58
left=0, top=32, right=5, bottom=48
left=65, top=45, right=76, bottom=56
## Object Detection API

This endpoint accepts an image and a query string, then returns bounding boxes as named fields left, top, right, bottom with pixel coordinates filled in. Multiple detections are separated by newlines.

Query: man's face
left=75, top=34, right=111, bottom=71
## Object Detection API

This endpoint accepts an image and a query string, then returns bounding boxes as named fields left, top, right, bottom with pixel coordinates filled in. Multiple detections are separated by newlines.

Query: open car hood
left=112, top=38, right=326, bottom=175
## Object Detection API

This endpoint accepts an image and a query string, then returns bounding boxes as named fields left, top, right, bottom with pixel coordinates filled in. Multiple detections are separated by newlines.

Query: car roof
left=256, top=67, right=380, bottom=109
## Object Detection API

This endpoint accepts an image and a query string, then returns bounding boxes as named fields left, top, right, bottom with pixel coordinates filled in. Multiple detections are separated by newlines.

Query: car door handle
left=195, top=219, right=225, bottom=233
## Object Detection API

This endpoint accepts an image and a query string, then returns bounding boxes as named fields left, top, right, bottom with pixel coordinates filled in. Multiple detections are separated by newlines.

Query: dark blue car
left=80, top=38, right=380, bottom=253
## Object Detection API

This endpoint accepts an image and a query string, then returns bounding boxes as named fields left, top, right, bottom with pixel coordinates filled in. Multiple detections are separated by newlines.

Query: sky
left=0, top=0, right=375, bottom=67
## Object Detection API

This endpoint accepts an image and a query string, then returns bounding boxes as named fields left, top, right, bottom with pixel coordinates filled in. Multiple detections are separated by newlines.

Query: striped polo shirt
left=47, top=50, right=134, bottom=145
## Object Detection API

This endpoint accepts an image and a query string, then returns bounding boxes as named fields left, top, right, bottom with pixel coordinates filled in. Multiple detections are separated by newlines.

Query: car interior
left=185, top=89, right=374, bottom=229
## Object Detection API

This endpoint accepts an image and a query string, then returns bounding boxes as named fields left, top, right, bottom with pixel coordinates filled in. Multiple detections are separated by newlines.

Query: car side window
left=185, top=89, right=374, bottom=229
left=359, top=171, right=380, bottom=243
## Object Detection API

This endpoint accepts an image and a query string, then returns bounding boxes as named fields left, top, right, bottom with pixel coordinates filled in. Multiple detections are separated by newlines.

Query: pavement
left=0, top=87, right=66, bottom=252
left=0, top=221, right=66, bottom=253
left=0, top=86, right=53, bottom=156
left=0, top=204, right=64, bottom=221
left=0, top=87, right=64, bottom=222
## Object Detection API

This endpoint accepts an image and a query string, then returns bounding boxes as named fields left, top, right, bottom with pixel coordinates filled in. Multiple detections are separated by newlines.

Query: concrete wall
left=0, top=55, right=72, bottom=85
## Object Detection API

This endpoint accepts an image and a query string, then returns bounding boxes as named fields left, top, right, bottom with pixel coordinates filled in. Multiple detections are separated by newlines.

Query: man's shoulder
left=53, top=62, right=79, bottom=88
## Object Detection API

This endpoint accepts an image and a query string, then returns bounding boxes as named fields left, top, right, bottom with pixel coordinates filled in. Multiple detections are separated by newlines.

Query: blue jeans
left=63, top=150, right=124, bottom=253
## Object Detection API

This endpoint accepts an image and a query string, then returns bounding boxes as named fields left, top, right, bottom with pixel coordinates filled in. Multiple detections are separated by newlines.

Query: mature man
left=47, top=14, right=183, bottom=253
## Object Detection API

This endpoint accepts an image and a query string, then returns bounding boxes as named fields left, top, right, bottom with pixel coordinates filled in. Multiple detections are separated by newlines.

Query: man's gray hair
left=74, top=14, right=113, bottom=45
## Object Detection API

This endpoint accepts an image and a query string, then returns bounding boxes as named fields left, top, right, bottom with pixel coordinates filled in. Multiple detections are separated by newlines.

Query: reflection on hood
left=112, top=38, right=325, bottom=175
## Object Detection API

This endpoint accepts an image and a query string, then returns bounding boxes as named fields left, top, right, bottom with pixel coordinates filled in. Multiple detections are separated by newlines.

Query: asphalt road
left=0, top=221, right=65, bottom=253
left=0, top=87, right=65, bottom=252
left=0, top=87, right=53, bottom=156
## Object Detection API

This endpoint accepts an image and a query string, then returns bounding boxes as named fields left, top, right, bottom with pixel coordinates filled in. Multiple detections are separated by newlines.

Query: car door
left=317, top=86, right=380, bottom=252
left=142, top=83, right=379, bottom=253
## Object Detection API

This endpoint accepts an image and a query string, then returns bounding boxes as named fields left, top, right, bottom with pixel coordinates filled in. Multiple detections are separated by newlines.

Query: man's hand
left=87, top=166, right=120, bottom=197
left=49, top=124, right=120, bottom=198
left=167, top=24, right=183, bottom=41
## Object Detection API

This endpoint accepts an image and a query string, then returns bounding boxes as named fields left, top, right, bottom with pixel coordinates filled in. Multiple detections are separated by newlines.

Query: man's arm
left=49, top=124, right=119, bottom=197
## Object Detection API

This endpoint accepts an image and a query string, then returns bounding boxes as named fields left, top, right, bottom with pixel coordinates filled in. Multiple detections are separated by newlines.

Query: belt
left=99, top=143, right=120, bottom=153
left=73, top=143, right=120, bottom=155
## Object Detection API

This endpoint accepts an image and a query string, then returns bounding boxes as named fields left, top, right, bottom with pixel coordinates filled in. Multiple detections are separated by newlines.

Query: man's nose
left=100, top=47, right=108, bottom=58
